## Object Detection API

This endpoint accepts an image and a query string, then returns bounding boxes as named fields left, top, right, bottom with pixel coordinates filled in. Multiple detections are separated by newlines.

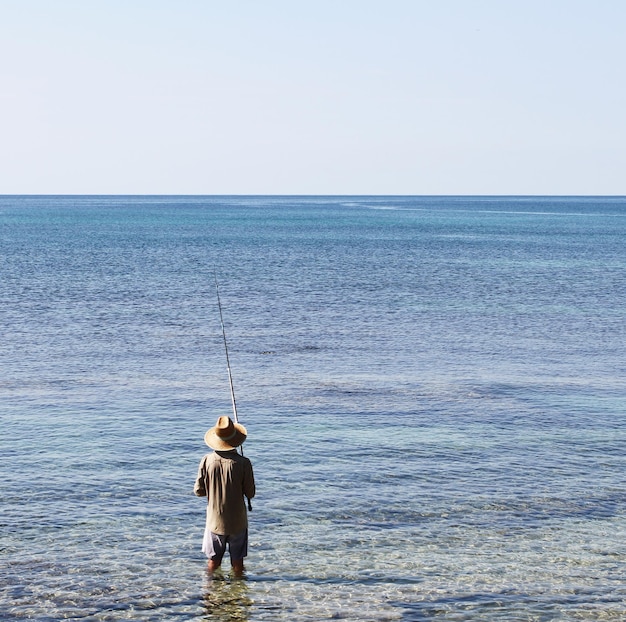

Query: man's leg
left=231, top=558, right=245, bottom=576
left=228, top=529, right=248, bottom=576
left=206, top=532, right=227, bottom=573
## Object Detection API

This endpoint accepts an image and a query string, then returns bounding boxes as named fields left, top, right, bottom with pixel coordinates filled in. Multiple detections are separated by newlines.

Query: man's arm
left=194, top=456, right=207, bottom=497
left=243, top=459, right=256, bottom=500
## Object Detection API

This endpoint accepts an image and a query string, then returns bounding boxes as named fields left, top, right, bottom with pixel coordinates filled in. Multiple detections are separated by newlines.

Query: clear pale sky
left=1, top=0, right=625, bottom=195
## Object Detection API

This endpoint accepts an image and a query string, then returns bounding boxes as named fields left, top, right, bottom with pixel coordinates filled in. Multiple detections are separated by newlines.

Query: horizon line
left=2, top=193, right=626, bottom=198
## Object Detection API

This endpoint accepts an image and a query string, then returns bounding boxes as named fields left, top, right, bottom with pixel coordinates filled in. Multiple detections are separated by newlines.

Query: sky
left=1, top=0, right=625, bottom=195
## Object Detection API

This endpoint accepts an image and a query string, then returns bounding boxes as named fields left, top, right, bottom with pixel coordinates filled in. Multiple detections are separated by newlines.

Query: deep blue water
left=1, top=195, right=625, bottom=621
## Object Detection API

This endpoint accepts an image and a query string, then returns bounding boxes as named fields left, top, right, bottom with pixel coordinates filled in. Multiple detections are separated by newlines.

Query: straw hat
left=205, top=416, right=247, bottom=450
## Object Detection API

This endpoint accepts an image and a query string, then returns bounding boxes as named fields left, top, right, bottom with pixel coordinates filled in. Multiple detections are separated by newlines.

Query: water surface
left=2, top=195, right=625, bottom=620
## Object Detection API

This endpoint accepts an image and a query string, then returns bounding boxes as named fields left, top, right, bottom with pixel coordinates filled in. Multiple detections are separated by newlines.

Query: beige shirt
left=194, top=450, right=255, bottom=535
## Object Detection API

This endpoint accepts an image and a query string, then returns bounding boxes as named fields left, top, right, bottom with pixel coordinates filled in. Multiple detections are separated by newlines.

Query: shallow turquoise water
left=2, top=196, right=625, bottom=620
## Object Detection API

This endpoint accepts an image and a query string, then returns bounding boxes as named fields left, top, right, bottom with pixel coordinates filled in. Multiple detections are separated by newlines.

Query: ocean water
left=1, top=195, right=625, bottom=621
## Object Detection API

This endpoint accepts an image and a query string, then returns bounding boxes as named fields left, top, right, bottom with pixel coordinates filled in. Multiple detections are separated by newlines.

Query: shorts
left=202, top=527, right=248, bottom=562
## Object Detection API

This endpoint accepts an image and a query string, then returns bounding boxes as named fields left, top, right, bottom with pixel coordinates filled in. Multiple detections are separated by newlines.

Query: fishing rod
left=215, top=273, right=239, bottom=425
left=214, top=272, right=252, bottom=511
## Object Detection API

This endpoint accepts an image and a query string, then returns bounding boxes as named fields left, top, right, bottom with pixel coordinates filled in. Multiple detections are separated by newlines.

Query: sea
left=1, top=195, right=625, bottom=621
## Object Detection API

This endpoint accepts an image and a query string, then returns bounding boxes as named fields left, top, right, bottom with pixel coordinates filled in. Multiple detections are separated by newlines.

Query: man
left=194, top=415, right=256, bottom=575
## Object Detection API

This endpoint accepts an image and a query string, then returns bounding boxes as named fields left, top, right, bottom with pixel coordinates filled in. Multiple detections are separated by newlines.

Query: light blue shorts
left=202, top=528, right=248, bottom=562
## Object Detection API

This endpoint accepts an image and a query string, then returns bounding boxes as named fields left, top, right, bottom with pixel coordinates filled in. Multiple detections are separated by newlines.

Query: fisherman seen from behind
left=194, top=416, right=256, bottom=576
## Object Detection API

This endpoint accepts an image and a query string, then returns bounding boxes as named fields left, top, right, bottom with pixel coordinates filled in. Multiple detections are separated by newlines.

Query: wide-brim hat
left=205, top=415, right=247, bottom=450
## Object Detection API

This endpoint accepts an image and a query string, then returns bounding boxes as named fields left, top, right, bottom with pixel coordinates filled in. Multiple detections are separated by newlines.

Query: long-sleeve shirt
left=194, top=450, right=256, bottom=535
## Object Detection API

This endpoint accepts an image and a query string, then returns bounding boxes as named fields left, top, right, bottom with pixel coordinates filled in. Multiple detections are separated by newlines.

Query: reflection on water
left=203, top=573, right=252, bottom=622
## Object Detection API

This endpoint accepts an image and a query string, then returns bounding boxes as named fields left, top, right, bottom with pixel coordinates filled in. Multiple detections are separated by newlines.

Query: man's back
left=195, top=449, right=255, bottom=535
